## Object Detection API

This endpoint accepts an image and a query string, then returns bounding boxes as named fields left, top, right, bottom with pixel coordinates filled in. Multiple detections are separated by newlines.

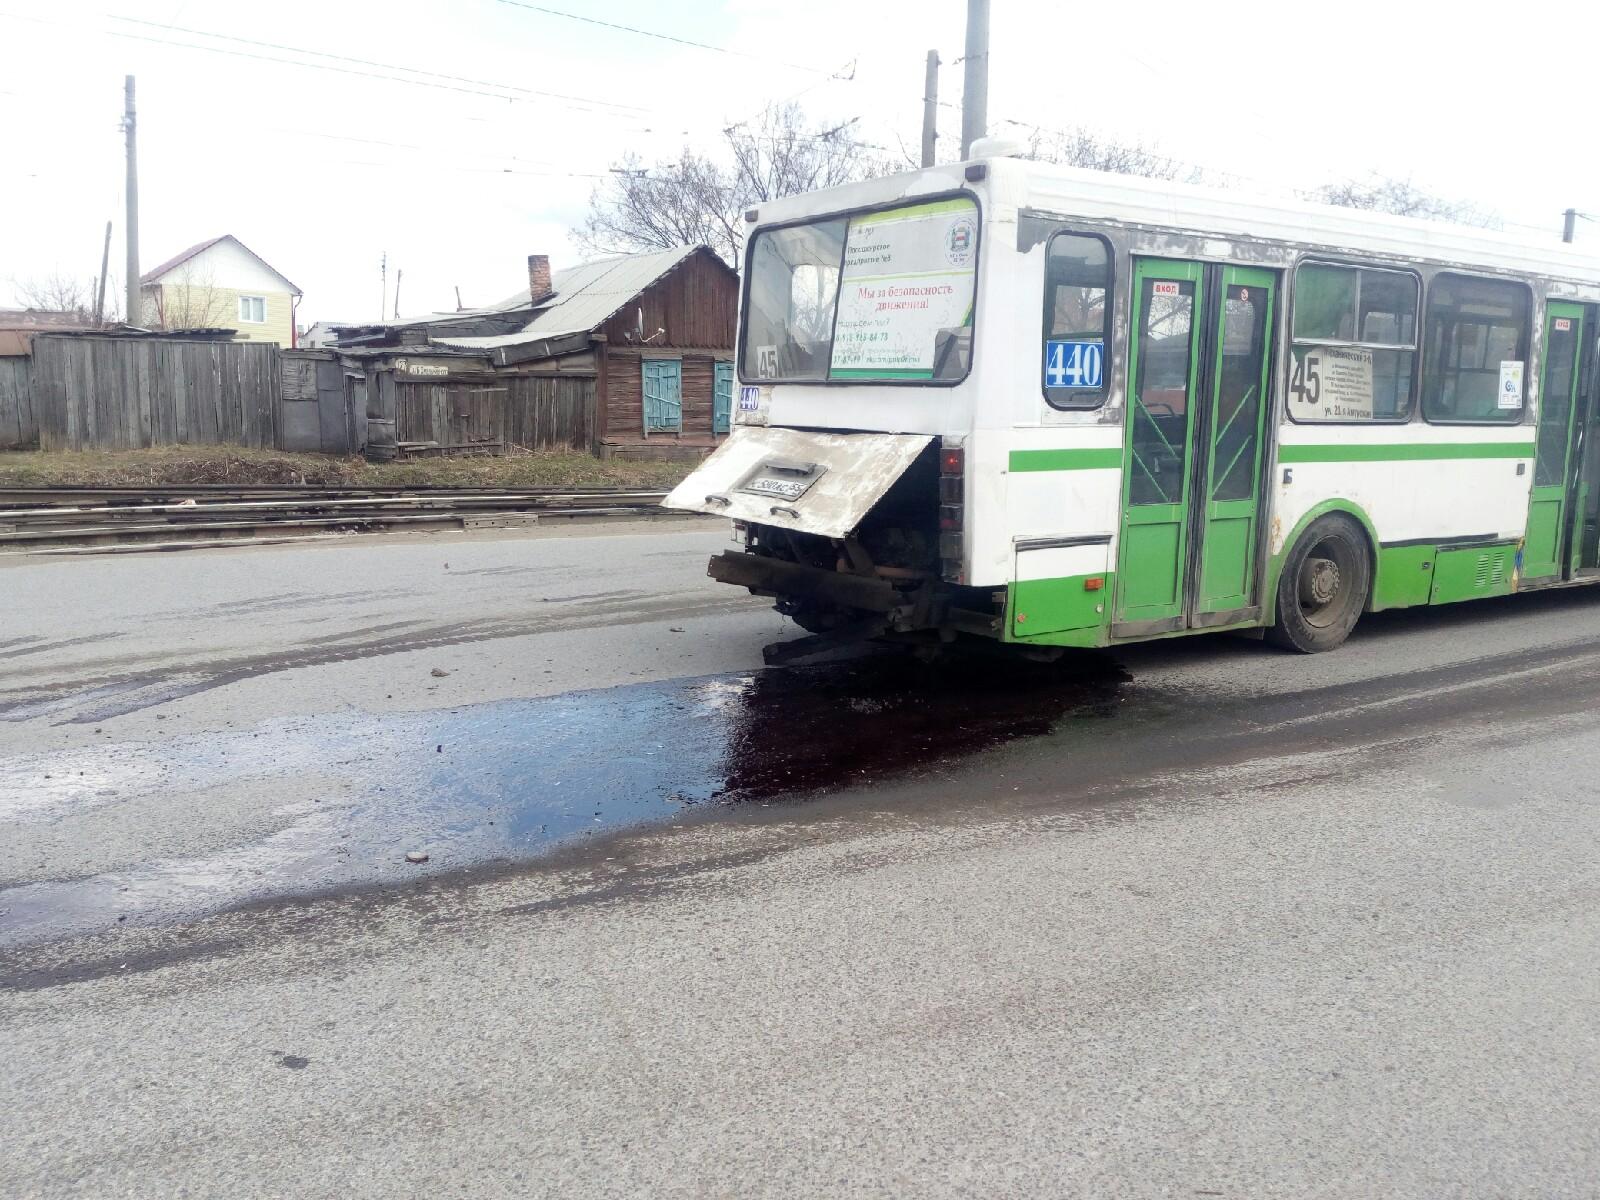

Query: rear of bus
left=665, top=163, right=1005, bottom=649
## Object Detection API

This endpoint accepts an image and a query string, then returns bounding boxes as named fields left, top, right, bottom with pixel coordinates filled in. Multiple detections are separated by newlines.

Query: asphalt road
left=4, top=521, right=1600, bottom=1197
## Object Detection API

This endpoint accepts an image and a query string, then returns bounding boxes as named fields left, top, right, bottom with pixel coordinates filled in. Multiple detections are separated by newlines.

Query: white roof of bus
left=752, top=158, right=1600, bottom=286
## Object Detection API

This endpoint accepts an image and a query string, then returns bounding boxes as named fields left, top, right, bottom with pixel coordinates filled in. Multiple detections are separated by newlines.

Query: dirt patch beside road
left=0, top=446, right=695, bottom=490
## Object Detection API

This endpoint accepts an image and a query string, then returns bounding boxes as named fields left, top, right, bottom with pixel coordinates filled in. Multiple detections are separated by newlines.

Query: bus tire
left=1267, top=514, right=1371, bottom=653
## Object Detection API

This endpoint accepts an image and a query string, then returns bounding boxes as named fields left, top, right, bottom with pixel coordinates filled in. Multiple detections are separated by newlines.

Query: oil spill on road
left=715, top=653, right=1124, bottom=800
left=0, top=653, right=1124, bottom=945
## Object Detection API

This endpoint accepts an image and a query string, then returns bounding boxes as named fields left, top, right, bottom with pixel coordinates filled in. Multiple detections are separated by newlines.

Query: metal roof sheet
left=435, top=245, right=707, bottom=350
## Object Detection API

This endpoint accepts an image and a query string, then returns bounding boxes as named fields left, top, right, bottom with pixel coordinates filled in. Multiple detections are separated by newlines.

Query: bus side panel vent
left=1431, top=545, right=1516, bottom=604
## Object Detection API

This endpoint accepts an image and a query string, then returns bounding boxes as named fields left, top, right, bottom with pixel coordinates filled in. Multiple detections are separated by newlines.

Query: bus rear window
left=741, top=196, right=979, bottom=385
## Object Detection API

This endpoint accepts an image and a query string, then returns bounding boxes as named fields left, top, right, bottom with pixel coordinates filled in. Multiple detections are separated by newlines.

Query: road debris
left=405, top=851, right=429, bottom=864
left=431, top=667, right=450, bottom=677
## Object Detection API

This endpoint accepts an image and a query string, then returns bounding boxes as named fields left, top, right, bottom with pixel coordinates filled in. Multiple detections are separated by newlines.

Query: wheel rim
left=1295, top=535, right=1360, bottom=630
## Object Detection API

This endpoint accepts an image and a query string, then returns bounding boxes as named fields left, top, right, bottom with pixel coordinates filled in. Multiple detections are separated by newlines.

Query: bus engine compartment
left=681, top=434, right=1006, bottom=662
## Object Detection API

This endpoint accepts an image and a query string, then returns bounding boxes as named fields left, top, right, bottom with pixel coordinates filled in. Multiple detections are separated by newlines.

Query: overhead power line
left=494, top=0, right=836, bottom=74
left=104, top=19, right=650, bottom=117
left=109, top=14, right=647, bottom=113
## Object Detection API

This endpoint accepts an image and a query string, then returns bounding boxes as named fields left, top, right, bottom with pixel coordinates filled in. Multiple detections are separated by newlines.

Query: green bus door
left=1525, top=303, right=1586, bottom=581
left=1115, top=260, right=1277, bottom=634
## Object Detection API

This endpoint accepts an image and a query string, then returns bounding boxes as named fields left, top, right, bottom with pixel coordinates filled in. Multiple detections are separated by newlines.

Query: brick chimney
left=527, top=254, right=552, bottom=301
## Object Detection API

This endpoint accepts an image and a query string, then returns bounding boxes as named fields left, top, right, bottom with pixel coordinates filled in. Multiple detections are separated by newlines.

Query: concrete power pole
left=123, top=75, right=140, bottom=326
left=959, top=0, right=989, bottom=158
left=1564, top=208, right=1577, bottom=244
left=94, top=220, right=112, bottom=326
left=921, top=50, right=940, bottom=168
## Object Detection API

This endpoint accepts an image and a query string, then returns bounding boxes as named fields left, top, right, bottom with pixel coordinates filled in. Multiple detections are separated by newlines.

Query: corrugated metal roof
left=435, top=246, right=706, bottom=350
left=0, top=308, right=95, bottom=329
left=0, top=309, right=98, bottom=353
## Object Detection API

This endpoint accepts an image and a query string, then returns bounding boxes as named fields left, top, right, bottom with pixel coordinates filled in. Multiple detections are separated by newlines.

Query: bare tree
left=725, top=105, right=879, bottom=203
left=1312, top=178, right=1500, bottom=229
left=1017, top=123, right=1198, bottom=183
left=578, top=103, right=887, bottom=265
left=10, top=272, right=94, bottom=321
left=150, top=263, right=234, bottom=330
left=581, top=151, right=741, bottom=266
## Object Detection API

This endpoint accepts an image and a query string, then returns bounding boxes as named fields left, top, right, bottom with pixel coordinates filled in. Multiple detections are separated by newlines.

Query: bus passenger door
left=1525, top=303, right=1586, bottom=581
left=1193, top=268, right=1276, bottom=621
left=1114, top=259, right=1277, bottom=635
left=1114, top=260, right=1204, bottom=632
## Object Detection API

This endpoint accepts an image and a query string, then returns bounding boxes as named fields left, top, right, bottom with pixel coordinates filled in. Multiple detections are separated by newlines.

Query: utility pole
left=454, top=285, right=464, bottom=313
left=921, top=50, right=940, bottom=168
left=94, top=220, right=112, bottom=326
left=959, top=0, right=988, bottom=157
left=393, top=268, right=403, bottom=319
left=1563, top=208, right=1577, bottom=244
left=123, top=75, right=140, bottom=325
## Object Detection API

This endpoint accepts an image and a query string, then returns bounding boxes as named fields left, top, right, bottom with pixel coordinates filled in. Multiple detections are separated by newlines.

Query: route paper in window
left=1289, top=345, right=1375, bottom=420
left=828, top=199, right=978, bottom=380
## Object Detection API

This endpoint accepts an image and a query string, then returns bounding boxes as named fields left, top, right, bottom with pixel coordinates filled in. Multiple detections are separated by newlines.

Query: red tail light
left=939, top=440, right=964, bottom=584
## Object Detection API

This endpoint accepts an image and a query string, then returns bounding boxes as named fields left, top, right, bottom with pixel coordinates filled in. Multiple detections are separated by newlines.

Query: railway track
left=0, top=486, right=679, bottom=553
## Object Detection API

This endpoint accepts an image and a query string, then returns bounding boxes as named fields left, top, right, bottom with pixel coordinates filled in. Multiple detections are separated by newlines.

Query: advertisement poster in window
left=829, top=199, right=977, bottom=380
left=1498, top=360, right=1525, bottom=410
left=1290, top=346, right=1375, bottom=420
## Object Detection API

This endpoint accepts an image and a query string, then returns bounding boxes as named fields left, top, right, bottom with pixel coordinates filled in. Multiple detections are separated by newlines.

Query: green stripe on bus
left=1009, top=448, right=1122, bottom=472
left=1278, top=442, right=1532, bottom=463
left=851, top=198, right=975, bottom=225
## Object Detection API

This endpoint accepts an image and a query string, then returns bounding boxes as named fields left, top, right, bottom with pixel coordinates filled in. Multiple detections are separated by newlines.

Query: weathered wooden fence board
left=0, top=357, right=36, bottom=448
left=506, top=375, right=594, bottom=450
left=394, top=374, right=593, bottom=452
left=31, top=336, right=283, bottom=452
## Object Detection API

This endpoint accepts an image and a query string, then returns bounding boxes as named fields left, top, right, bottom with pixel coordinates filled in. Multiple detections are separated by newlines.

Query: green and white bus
left=666, top=150, right=1600, bottom=654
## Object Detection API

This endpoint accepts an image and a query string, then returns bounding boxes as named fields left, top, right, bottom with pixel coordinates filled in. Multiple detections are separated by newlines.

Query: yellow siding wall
left=144, top=283, right=296, bottom=346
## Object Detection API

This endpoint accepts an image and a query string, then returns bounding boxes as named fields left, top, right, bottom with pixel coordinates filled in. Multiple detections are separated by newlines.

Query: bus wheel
left=1268, top=514, right=1371, bottom=653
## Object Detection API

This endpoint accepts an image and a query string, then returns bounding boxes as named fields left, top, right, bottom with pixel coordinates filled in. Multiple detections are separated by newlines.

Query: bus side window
left=1421, top=274, right=1531, bottom=424
left=1043, top=232, right=1113, bottom=409
left=1288, top=262, right=1418, bottom=423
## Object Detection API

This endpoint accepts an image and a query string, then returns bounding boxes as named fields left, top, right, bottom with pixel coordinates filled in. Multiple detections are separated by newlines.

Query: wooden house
left=332, top=247, right=738, bottom=460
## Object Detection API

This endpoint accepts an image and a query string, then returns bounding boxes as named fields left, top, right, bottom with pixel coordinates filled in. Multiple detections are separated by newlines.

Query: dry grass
left=0, top=446, right=696, bottom=490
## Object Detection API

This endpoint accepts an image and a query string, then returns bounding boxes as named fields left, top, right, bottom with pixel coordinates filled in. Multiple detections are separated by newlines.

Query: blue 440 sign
left=1044, top=339, right=1104, bottom=390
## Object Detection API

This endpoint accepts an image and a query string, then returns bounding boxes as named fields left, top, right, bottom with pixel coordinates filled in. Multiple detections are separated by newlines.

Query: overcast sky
left=3, top=0, right=1595, bottom=325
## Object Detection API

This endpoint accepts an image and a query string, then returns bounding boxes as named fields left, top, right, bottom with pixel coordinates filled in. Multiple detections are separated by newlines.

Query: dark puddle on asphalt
left=0, top=653, right=1126, bottom=945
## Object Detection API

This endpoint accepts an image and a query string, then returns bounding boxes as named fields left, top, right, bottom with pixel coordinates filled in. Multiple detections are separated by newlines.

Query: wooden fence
left=279, top=350, right=364, bottom=456
left=395, top=374, right=594, bottom=452
left=32, top=335, right=282, bottom=452
left=0, top=358, right=34, bottom=449
left=4, top=338, right=592, bottom=457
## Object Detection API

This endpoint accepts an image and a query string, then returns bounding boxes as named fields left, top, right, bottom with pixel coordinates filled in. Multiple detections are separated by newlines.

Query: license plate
left=738, top=459, right=825, bottom=502
left=742, top=475, right=808, bottom=500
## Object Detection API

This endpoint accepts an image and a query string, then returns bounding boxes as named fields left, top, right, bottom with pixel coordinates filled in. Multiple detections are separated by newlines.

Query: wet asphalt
left=3, top=521, right=1600, bottom=1197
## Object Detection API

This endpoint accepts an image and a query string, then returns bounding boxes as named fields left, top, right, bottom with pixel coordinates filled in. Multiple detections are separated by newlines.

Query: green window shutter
left=642, top=359, right=683, bottom=434
left=713, top=362, right=733, bottom=434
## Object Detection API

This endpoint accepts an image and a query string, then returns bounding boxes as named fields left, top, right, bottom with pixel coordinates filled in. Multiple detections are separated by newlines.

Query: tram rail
left=0, top=486, right=677, bottom=552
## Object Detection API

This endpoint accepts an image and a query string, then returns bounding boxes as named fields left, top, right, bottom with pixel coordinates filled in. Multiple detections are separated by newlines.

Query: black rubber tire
left=1267, top=514, right=1372, bottom=653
